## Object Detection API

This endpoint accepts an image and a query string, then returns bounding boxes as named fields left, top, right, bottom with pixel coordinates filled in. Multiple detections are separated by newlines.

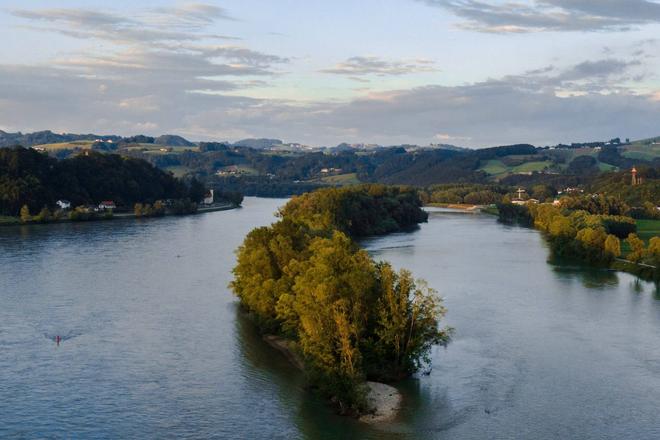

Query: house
left=56, top=200, right=71, bottom=210
left=98, top=201, right=116, bottom=210
left=203, top=189, right=214, bottom=205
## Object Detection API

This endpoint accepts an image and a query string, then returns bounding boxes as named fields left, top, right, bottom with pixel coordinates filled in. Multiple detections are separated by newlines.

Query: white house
left=56, top=200, right=71, bottom=210
left=203, top=189, right=214, bottom=205
left=98, top=201, right=116, bottom=210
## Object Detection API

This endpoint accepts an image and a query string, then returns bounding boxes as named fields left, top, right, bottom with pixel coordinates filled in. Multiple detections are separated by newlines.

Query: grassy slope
left=34, top=140, right=94, bottom=150
left=636, top=219, right=660, bottom=243
left=511, top=161, right=553, bottom=173
left=478, top=160, right=508, bottom=176
left=318, top=173, right=361, bottom=186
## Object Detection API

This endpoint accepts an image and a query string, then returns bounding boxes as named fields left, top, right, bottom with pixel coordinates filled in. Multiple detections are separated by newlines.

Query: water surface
left=1, top=200, right=659, bottom=439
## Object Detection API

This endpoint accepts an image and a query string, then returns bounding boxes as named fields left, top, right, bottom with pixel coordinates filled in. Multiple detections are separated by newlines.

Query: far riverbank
left=0, top=202, right=239, bottom=227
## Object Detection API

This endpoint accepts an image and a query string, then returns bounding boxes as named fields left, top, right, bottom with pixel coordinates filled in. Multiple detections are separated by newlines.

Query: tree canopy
left=231, top=185, right=449, bottom=414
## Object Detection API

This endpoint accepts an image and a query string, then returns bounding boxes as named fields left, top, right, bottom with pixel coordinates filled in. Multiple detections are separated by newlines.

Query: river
left=1, top=198, right=659, bottom=439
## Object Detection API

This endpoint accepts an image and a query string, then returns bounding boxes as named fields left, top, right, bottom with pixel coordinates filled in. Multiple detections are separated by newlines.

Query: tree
left=19, top=205, right=31, bottom=223
left=604, top=234, right=621, bottom=258
left=531, top=184, right=556, bottom=202
left=626, top=233, right=646, bottom=263
left=648, top=237, right=660, bottom=267
left=134, top=203, right=144, bottom=217
left=188, top=177, right=206, bottom=203
left=230, top=186, right=444, bottom=414
left=371, top=263, right=449, bottom=379
left=35, top=206, right=52, bottom=223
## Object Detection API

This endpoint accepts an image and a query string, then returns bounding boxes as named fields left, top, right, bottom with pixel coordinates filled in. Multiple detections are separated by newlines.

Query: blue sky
left=1, top=0, right=659, bottom=147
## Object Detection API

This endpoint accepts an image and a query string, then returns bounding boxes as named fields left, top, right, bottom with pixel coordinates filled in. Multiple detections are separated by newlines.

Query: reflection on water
left=551, top=264, right=620, bottom=289
left=2, top=200, right=660, bottom=439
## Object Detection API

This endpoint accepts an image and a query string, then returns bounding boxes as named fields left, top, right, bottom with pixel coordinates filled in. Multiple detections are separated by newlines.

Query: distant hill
left=0, top=130, right=120, bottom=148
left=155, top=135, right=194, bottom=147
left=3, top=129, right=659, bottom=192
left=232, top=138, right=283, bottom=149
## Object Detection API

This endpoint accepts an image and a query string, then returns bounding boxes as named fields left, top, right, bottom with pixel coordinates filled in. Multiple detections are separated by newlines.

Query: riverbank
left=425, top=203, right=482, bottom=211
left=262, top=334, right=402, bottom=424
left=0, top=203, right=238, bottom=227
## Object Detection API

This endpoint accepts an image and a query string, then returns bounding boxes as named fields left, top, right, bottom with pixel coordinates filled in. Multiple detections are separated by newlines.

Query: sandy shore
left=360, top=381, right=402, bottom=424
left=263, top=334, right=402, bottom=424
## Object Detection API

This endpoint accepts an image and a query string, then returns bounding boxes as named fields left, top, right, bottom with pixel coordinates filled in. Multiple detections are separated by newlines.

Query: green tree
left=371, top=263, right=450, bottom=379
left=35, top=206, right=52, bottom=223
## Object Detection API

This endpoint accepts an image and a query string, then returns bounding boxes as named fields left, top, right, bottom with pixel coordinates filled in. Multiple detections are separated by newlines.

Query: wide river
left=1, top=197, right=659, bottom=439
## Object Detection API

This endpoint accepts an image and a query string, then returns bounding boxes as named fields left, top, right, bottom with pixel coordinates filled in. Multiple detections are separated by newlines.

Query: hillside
left=5, top=130, right=660, bottom=194
left=0, top=147, right=196, bottom=216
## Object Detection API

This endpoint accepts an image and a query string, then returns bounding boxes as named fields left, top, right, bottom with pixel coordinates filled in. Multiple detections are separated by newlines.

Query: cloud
left=6, top=4, right=288, bottom=94
left=420, top=0, right=660, bottom=33
left=0, top=57, right=657, bottom=147
left=321, top=56, right=437, bottom=76
left=10, top=3, right=237, bottom=43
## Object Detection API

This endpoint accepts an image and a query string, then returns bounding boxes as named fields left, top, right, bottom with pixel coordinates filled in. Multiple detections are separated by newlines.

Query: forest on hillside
left=0, top=147, right=201, bottom=216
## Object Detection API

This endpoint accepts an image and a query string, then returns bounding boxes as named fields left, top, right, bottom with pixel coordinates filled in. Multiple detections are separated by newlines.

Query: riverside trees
left=231, top=185, right=450, bottom=415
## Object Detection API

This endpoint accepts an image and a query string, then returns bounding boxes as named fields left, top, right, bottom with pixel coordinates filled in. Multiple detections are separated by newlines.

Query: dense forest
left=231, top=185, right=450, bottom=415
left=0, top=147, right=198, bottom=216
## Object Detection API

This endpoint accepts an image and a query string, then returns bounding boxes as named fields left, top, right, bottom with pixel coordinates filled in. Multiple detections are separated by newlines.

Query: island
left=231, top=185, right=452, bottom=419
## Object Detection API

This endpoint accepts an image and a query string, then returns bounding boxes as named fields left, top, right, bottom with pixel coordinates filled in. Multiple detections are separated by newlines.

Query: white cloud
left=420, top=0, right=660, bottom=33
left=321, top=56, right=437, bottom=76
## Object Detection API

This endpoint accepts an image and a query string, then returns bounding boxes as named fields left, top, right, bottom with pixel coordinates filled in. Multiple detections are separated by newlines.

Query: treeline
left=0, top=147, right=199, bottom=216
left=587, top=167, right=660, bottom=209
left=420, top=183, right=509, bottom=205
left=280, top=184, right=428, bottom=236
left=231, top=185, right=449, bottom=414
left=499, top=197, right=660, bottom=279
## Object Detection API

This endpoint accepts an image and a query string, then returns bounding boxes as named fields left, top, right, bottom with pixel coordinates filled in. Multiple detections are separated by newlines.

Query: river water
left=1, top=198, right=659, bottom=439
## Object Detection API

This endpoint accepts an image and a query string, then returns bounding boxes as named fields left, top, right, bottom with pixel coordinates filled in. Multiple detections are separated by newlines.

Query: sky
left=1, top=0, right=659, bottom=148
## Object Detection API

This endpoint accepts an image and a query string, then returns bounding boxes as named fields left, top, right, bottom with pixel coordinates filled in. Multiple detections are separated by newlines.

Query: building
left=203, top=189, right=214, bottom=205
left=98, top=201, right=116, bottom=210
left=631, top=166, right=641, bottom=186
left=56, top=200, right=71, bottom=210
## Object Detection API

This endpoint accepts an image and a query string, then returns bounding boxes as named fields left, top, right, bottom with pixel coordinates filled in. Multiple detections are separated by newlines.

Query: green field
left=34, top=140, right=94, bottom=150
left=163, top=165, right=193, bottom=178
left=636, top=219, right=660, bottom=243
left=621, top=219, right=660, bottom=255
left=621, top=142, right=660, bottom=162
left=479, top=160, right=509, bottom=176
left=598, top=162, right=618, bottom=172
left=318, top=172, right=361, bottom=186
left=479, top=159, right=553, bottom=177
left=511, top=161, right=553, bottom=173
left=216, top=164, right=259, bottom=176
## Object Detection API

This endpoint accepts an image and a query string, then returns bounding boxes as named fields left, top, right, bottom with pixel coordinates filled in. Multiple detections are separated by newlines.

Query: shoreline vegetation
left=0, top=146, right=243, bottom=227
left=231, top=185, right=451, bottom=419
left=497, top=198, right=659, bottom=281
left=262, top=333, right=402, bottom=423
left=0, top=202, right=238, bottom=227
